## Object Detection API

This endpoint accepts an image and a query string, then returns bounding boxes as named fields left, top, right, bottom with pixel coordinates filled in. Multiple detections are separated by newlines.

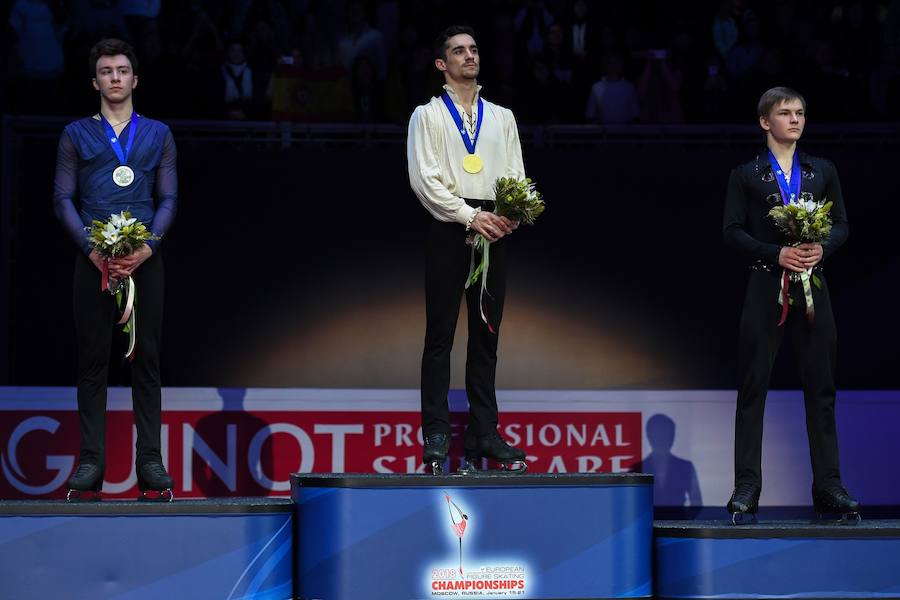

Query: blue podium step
left=654, top=519, right=900, bottom=599
left=8, top=490, right=896, bottom=599
left=291, top=472, right=654, bottom=600
left=0, top=498, right=294, bottom=600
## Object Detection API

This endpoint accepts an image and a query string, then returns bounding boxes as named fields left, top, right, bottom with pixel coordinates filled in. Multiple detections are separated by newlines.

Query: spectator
left=182, top=2, right=223, bottom=82
left=120, top=0, right=160, bottom=42
left=375, top=0, right=400, bottom=56
left=398, top=23, right=434, bottom=110
left=638, top=48, right=684, bottom=123
left=569, top=0, right=594, bottom=62
left=338, top=1, right=387, bottom=81
left=297, top=7, right=340, bottom=69
left=545, top=22, right=573, bottom=84
left=544, top=22, right=577, bottom=119
left=808, top=40, right=851, bottom=121
left=490, top=9, right=517, bottom=84
left=132, top=18, right=174, bottom=116
left=726, top=13, right=764, bottom=79
left=568, top=0, right=598, bottom=101
left=887, top=0, right=900, bottom=60
left=7, top=0, right=65, bottom=113
left=268, top=0, right=294, bottom=56
left=514, top=0, right=554, bottom=57
left=3, top=1, right=899, bottom=123
left=871, top=45, right=900, bottom=119
left=702, top=54, right=730, bottom=122
left=585, top=55, right=639, bottom=124
left=246, top=15, right=278, bottom=117
left=351, top=56, right=384, bottom=122
left=120, top=0, right=160, bottom=19
left=520, top=57, right=561, bottom=124
left=217, top=39, right=255, bottom=120
left=712, top=0, right=739, bottom=59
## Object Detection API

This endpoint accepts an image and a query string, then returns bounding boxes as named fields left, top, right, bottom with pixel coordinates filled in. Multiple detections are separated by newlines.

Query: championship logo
left=428, top=491, right=528, bottom=597
left=445, top=492, right=469, bottom=574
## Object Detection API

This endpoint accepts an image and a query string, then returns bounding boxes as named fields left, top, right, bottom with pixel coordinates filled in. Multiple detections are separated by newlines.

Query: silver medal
left=112, top=165, right=135, bottom=187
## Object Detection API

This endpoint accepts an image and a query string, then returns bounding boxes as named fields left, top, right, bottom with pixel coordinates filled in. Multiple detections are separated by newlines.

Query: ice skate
left=813, top=485, right=860, bottom=523
left=137, top=462, right=175, bottom=502
left=727, top=482, right=760, bottom=524
left=457, top=431, right=527, bottom=474
left=65, top=463, right=104, bottom=502
left=423, top=432, right=450, bottom=475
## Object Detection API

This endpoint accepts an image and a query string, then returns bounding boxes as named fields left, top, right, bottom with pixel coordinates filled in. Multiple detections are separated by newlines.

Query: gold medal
left=112, top=165, right=135, bottom=187
left=463, top=154, right=483, bottom=174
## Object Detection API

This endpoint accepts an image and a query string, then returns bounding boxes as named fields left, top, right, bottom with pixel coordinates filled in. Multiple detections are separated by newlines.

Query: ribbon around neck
left=441, top=91, right=483, bottom=156
left=767, top=148, right=801, bottom=205
left=100, top=113, right=140, bottom=165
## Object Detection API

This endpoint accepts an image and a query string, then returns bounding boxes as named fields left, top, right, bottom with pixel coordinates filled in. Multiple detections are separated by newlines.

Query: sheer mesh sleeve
left=147, top=130, right=178, bottom=252
left=52, top=131, right=92, bottom=255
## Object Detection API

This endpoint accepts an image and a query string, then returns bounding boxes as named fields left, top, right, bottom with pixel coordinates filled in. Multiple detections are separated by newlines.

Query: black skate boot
left=65, top=463, right=104, bottom=502
left=813, top=485, right=860, bottom=523
left=458, top=431, right=527, bottom=474
left=423, top=432, right=451, bottom=475
left=137, top=462, right=175, bottom=502
left=727, top=482, right=760, bottom=524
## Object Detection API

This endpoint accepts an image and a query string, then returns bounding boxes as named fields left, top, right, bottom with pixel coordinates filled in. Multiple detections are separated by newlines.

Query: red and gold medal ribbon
left=101, top=258, right=110, bottom=293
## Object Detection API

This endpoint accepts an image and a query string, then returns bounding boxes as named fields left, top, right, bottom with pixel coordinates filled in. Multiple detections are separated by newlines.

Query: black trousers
left=421, top=219, right=508, bottom=438
left=734, top=270, right=842, bottom=491
left=73, top=251, right=164, bottom=467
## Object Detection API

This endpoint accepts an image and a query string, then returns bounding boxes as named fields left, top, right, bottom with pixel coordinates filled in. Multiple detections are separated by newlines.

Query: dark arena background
left=2, top=2, right=900, bottom=600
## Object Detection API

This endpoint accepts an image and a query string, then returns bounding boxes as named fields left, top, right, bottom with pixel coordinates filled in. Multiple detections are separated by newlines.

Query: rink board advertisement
left=292, top=474, right=653, bottom=600
left=1, top=387, right=899, bottom=506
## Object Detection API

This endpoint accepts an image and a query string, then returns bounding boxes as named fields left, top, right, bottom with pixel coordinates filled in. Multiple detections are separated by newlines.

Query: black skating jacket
left=722, top=148, right=849, bottom=267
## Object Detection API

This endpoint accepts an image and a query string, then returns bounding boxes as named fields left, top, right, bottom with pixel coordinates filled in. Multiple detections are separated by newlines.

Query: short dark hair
left=434, top=25, right=476, bottom=60
left=89, top=38, right=139, bottom=77
left=757, top=86, right=806, bottom=118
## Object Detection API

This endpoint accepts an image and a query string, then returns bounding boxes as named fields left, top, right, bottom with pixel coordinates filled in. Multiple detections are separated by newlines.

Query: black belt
left=750, top=259, right=823, bottom=274
left=464, top=198, right=495, bottom=210
left=749, top=260, right=776, bottom=273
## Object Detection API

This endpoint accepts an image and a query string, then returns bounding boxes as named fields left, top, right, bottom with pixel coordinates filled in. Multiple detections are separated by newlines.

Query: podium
left=292, top=472, right=654, bottom=600
left=655, top=519, right=900, bottom=599
left=0, top=498, right=294, bottom=600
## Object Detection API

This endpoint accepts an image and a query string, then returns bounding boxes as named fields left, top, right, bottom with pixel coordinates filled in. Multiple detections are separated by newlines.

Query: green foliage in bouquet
left=467, top=177, right=545, bottom=293
left=493, top=177, right=545, bottom=225
left=87, top=211, right=157, bottom=258
left=768, top=199, right=833, bottom=243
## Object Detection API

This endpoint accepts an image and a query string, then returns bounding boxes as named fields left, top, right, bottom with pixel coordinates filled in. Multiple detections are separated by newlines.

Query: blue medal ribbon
left=767, top=148, right=801, bottom=205
left=441, top=91, right=483, bottom=156
left=100, top=113, right=140, bottom=165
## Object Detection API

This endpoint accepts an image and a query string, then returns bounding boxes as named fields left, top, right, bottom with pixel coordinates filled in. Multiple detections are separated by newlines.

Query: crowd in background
left=5, top=0, right=900, bottom=123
